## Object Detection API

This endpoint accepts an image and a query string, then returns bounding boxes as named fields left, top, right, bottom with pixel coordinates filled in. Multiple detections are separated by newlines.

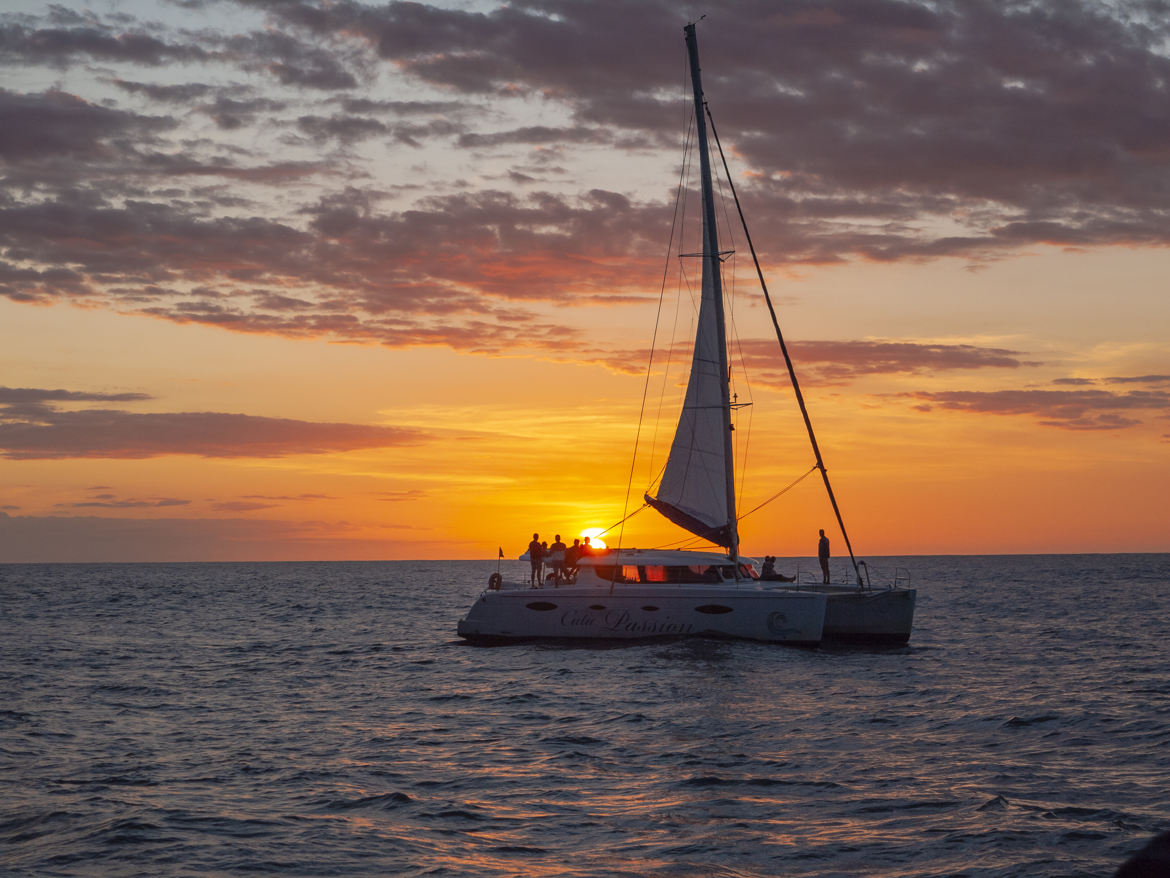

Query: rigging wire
left=704, top=102, right=864, bottom=583
left=721, top=256, right=757, bottom=518
left=637, top=462, right=816, bottom=554
left=737, top=464, right=819, bottom=522
left=592, top=503, right=649, bottom=541
left=701, top=99, right=758, bottom=528
left=646, top=101, right=696, bottom=494
left=735, top=380, right=754, bottom=518
left=641, top=461, right=817, bottom=552
left=617, top=52, right=698, bottom=561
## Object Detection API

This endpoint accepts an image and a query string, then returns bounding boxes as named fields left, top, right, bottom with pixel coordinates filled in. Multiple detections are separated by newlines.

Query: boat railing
left=787, top=562, right=912, bottom=592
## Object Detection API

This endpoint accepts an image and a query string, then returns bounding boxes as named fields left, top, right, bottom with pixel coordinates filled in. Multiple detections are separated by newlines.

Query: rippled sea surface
left=3, top=555, right=1169, bottom=877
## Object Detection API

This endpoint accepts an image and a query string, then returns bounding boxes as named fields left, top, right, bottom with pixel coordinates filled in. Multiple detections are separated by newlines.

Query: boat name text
left=560, top=608, right=694, bottom=636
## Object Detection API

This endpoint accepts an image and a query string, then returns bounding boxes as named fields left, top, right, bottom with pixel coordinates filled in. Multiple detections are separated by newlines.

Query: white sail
left=646, top=233, right=732, bottom=544
left=646, top=59, right=737, bottom=550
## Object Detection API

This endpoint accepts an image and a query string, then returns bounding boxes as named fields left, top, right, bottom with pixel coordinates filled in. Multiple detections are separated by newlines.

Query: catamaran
left=457, top=23, right=914, bottom=646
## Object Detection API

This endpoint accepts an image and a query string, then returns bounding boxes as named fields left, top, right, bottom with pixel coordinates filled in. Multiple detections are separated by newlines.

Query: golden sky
left=1, top=0, right=1168, bottom=561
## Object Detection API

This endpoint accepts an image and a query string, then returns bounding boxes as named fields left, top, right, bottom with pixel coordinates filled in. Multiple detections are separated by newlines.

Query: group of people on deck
left=522, top=529, right=833, bottom=586
left=526, top=533, right=598, bottom=585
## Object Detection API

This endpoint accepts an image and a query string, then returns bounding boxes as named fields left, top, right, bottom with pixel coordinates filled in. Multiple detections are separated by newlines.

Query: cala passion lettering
left=560, top=607, right=694, bottom=636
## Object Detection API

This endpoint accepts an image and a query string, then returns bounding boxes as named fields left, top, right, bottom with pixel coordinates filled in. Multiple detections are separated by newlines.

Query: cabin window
left=592, top=565, right=624, bottom=582
left=695, top=604, right=733, bottom=614
left=589, top=563, right=746, bottom=584
left=595, top=565, right=635, bottom=582
left=657, top=565, right=727, bottom=584
left=525, top=602, right=557, bottom=611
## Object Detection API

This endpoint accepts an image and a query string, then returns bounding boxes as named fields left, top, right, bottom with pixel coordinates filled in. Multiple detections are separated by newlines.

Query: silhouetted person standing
left=548, top=534, right=566, bottom=583
left=817, top=528, right=831, bottom=584
left=528, top=532, right=543, bottom=585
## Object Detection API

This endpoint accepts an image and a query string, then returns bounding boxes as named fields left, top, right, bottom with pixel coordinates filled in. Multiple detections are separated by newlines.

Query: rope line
left=737, top=464, right=819, bottom=521
left=615, top=57, right=695, bottom=575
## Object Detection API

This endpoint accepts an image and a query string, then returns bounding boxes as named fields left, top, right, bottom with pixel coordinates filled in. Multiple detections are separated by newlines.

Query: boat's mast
left=684, top=22, right=739, bottom=564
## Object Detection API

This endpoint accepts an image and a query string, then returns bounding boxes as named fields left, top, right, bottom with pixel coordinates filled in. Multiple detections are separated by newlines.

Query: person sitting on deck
left=759, top=554, right=795, bottom=582
left=563, top=538, right=582, bottom=583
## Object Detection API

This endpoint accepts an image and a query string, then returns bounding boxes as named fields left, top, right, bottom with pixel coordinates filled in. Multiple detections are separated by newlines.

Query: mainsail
left=645, top=23, right=738, bottom=553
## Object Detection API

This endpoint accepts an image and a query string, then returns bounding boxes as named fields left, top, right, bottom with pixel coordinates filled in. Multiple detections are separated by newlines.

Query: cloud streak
left=0, top=387, right=429, bottom=459
left=904, top=381, right=1170, bottom=431
left=591, top=339, right=1037, bottom=384
left=0, top=512, right=419, bottom=562
left=57, top=495, right=192, bottom=509
left=741, top=339, right=1040, bottom=386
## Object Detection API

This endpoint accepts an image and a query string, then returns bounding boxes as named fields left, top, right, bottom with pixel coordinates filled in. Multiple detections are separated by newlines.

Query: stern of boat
left=822, top=587, right=916, bottom=644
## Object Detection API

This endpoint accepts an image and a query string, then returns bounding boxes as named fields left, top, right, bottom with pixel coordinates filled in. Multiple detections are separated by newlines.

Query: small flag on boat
left=498, top=547, right=504, bottom=558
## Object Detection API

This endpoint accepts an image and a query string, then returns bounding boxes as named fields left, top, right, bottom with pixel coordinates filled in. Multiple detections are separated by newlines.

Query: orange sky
left=1, top=1, right=1168, bottom=561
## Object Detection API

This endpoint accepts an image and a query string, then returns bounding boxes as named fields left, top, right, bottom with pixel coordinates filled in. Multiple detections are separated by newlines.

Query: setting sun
left=580, top=528, right=608, bottom=550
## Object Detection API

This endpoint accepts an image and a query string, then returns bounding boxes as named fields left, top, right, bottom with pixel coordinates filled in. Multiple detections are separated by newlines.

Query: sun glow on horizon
left=580, top=528, right=608, bottom=550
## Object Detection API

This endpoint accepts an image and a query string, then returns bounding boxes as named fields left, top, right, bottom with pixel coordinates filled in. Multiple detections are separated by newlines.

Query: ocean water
left=2, top=554, right=1168, bottom=877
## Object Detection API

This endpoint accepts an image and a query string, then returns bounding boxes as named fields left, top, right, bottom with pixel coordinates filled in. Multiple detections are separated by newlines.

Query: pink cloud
left=904, top=386, right=1170, bottom=430
left=587, top=339, right=1035, bottom=383
left=0, top=389, right=429, bottom=459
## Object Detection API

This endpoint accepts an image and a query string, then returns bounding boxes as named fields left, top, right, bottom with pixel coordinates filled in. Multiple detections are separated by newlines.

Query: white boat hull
left=457, top=583, right=827, bottom=645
